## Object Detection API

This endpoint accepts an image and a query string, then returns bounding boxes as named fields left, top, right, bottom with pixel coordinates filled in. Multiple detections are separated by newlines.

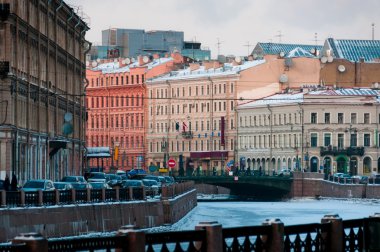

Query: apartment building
left=237, top=88, right=380, bottom=176
left=0, top=0, right=89, bottom=182
left=85, top=54, right=183, bottom=171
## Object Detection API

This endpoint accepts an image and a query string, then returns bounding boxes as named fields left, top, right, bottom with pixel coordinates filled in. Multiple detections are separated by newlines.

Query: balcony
left=182, top=131, right=193, bottom=139
left=320, top=146, right=365, bottom=156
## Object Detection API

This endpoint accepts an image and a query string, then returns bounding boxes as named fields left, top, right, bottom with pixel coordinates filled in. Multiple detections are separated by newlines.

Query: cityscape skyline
left=65, top=0, right=379, bottom=58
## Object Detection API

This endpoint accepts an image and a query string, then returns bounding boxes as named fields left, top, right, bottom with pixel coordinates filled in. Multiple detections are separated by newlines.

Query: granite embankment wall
left=0, top=189, right=197, bottom=243
left=291, top=172, right=380, bottom=199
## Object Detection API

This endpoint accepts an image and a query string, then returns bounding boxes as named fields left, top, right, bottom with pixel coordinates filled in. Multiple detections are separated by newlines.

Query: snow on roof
left=92, top=57, right=173, bottom=74
left=239, top=88, right=380, bottom=109
left=148, top=59, right=266, bottom=82
left=239, top=92, right=304, bottom=109
left=286, top=47, right=316, bottom=58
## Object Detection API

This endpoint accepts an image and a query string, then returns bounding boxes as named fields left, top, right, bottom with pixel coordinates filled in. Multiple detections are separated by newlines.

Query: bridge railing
left=2, top=214, right=380, bottom=252
left=0, top=182, right=195, bottom=208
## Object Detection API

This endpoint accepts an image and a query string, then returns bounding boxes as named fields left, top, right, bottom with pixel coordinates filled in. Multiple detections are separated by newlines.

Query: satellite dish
left=131, top=57, right=136, bottom=63
left=114, top=58, right=118, bottom=63
left=279, top=51, right=285, bottom=58
left=284, top=58, right=293, bottom=67
left=143, top=55, right=149, bottom=63
left=91, top=61, right=98, bottom=67
left=96, top=58, right=101, bottom=63
left=310, top=48, right=316, bottom=54
left=252, top=53, right=258, bottom=59
left=320, top=56, right=328, bottom=64
left=279, top=74, right=288, bottom=83
left=125, top=58, right=131, bottom=64
left=235, top=56, right=242, bottom=63
left=64, top=112, right=73, bottom=122
left=327, top=56, right=334, bottom=63
left=338, top=65, right=346, bottom=73
left=121, top=59, right=126, bottom=64
left=373, top=82, right=379, bottom=89
left=85, top=61, right=89, bottom=67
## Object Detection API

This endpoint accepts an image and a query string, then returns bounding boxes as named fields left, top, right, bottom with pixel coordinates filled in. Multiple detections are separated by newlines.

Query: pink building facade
left=86, top=55, right=181, bottom=172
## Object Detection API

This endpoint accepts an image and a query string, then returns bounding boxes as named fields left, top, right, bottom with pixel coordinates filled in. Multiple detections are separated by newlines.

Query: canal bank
left=0, top=182, right=197, bottom=243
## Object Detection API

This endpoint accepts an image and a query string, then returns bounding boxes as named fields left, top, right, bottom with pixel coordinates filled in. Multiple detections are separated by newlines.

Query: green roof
left=253, top=42, right=322, bottom=56
left=326, top=38, right=380, bottom=62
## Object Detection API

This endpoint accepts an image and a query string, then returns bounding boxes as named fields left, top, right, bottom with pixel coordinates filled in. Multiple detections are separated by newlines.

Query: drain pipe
left=267, top=104, right=273, bottom=175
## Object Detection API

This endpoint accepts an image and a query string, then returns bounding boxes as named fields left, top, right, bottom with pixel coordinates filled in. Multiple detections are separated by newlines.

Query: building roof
left=325, top=38, right=380, bottom=62
left=252, top=42, right=322, bottom=56
left=239, top=88, right=380, bottom=109
left=90, top=57, right=173, bottom=74
left=148, top=59, right=266, bottom=82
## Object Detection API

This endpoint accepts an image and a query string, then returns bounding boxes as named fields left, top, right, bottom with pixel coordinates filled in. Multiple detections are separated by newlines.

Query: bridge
left=178, top=175, right=293, bottom=200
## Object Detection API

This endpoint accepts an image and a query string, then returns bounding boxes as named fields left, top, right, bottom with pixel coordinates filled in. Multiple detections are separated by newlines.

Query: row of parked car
left=330, top=173, right=380, bottom=184
left=3, top=169, right=176, bottom=194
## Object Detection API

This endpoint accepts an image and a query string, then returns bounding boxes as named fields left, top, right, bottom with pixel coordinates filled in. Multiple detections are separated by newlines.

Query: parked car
left=351, top=175, right=368, bottom=184
left=0, top=180, right=4, bottom=190
left=89, top=182, right=111, bottom=189
left=163, top=176, right=175, bottom=185
left=332, top=173, right=345, bottom=182
left=127, top=169, right=147, bottom=178
left=142, top=179, right=159, bottom=196
left=121, top=179, right=144, bottom=189
left=278, top=169, right=292, bottom=177
left=105, top=174, right=122, bottom=187
left=87, top=172, right=107, bottom=183
left=144, top=175, right=163, bottom=187
left=54, top=182, right=74, bottom=191
left=71, top=182, right=92, bottom=190
left=22, top=179, right=55, bottom=192
left=61, top=176, right=87, bottom=184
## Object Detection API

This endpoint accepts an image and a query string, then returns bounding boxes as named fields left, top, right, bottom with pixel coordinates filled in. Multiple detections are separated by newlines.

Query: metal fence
left=1, top=215, right=379, bottom=252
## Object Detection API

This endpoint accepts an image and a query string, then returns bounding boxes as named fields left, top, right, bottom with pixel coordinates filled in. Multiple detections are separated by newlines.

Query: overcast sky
left=65, top=0, right=380, bottom=58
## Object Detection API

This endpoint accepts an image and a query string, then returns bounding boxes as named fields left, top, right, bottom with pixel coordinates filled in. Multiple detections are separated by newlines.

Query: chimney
left=138, top=56, right=144, bottom=66
left=153, top=54, right=160, bottom=59
left=359, top=57, right=365, bottom=63
left=189, top=63, right=200, bottom=71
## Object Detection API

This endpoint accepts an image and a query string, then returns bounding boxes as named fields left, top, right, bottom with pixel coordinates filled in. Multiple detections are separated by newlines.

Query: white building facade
left=237, top=88, right=380, bottom=176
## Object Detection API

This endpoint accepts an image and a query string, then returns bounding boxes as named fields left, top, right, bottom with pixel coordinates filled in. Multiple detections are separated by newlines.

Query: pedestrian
left=3, top=174, right=10, bottom=191
left=11, top=173, right=18, bottom=191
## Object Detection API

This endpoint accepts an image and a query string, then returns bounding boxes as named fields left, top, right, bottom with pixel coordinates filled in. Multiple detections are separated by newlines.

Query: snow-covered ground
left=148, top=197, right=380, bottom=232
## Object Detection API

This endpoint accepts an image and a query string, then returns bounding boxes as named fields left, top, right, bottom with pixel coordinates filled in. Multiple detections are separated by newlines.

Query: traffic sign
left=168, top=159, right=176, bottom=168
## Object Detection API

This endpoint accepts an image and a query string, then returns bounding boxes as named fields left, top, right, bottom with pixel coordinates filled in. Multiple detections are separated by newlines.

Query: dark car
left=89, top=182, right=111, bottom=189
left=127, top=169, right=147, bottom=178
left=87, top=172, right=107, bottom=183
left=22, top=179, right=55, bottom=192
left=142, top=179, right=159, bottom=196
left=144, top=175, right=164, bottom=187
left=71, top=182, right=92, bottom=190
left=105, top=174, right=122, bottom=187
left=61, top=176, right=87, bottom=184
left=54, top=182, right=73, bottom=191
left=163, top=176, right=175, bottom=185
left=121, top=180, right=144, bottom=189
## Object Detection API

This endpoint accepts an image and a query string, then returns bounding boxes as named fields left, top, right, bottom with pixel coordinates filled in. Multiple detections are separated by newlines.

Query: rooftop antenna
left=275, top=30, right=283, bottom=43
left=372, top=23, right=375, bottom=40
left=216, top=38, right=224, bottom=56
left=243, top=41, right=253, bottom=56
left=313, top=33, right=322, bottom=46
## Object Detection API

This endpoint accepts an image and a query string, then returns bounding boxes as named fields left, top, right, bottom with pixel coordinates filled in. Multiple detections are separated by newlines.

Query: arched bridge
left=179, top=176, right=293, bottom=200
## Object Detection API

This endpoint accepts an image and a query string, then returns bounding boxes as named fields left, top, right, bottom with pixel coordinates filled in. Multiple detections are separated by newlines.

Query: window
left=364, top=113, right=370, bottom=124
left=364, top=133, right=370, bottom=147
left=230, top=83, right=234, bottom=93
left=324, top=133, right=331, bottom=146
left=310, top=133, right=318, bottom=147
left=350, top=133, right=357, bottom=147
left=311, top=113, right=317, bottom=124
left=338, top=113, right=343, bottom=124
left=325, top=113, right=330, bottom=124
left=351, top=113, right=357, bottom=124
left=338, top=133, right=344, bottom=149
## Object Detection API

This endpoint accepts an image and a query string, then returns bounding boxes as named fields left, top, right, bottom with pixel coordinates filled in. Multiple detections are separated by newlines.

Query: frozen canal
left=153, top=198, right=380, bottom=232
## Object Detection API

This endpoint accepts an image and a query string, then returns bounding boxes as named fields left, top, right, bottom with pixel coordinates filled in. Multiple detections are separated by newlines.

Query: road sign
left=159, top=168, right=169, bottom=173
left=168, top=159, right=176, bottom=168
left=227, top=160, right=234, bottom=168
